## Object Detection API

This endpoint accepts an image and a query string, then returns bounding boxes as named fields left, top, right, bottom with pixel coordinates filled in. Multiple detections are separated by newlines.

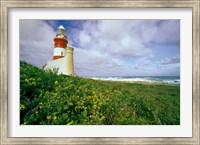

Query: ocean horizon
left=83, top=76, right=180, bottom=85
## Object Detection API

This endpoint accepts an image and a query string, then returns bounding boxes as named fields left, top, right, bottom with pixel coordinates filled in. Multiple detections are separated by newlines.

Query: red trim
left=54, top=37, right=68, bottom=48
left=53, top=56, right=64, bottom=60
left=54, top=44, right=66, bottom=48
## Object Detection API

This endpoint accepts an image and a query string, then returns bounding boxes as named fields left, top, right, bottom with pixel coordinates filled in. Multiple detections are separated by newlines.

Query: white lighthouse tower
left=53, top=25, right=67, bottom=60
left=44, top=25, right=74, bottom=75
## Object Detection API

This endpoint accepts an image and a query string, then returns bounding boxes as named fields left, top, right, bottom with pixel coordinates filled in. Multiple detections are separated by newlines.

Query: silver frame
left=1, top=0, right=199, bottom=144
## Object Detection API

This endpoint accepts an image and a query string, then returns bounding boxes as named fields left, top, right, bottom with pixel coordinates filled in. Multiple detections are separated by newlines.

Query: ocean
left=87, top=76, right=180, bottom=85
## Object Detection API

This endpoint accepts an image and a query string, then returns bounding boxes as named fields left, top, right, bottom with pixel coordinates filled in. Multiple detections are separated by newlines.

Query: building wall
left=44, top=56, right=68, bottom=75
left=66, top=47, right=74, bottom=75
left=44, top=47, right=74, bottom=75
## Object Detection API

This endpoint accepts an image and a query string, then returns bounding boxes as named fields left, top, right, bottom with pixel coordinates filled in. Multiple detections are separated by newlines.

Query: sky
left=20, top=19, right=180, bottom=77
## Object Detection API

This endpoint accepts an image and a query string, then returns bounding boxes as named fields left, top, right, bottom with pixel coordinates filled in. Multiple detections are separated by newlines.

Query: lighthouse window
left=61, top=52, right=63, bottom=56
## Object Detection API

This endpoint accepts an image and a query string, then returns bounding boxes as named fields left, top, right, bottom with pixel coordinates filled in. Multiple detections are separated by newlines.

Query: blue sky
left=20, top=19, right=180, bottom=77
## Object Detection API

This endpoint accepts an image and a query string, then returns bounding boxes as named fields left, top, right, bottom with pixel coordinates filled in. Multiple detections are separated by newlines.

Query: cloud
left=79, top=31, right=92, bottom=47
left=140, top=20, right=180, bottom=45
left=160, top=56, right=180, bottom=65
left=74, top=48, right=124, bottom=76
left=77, top=20, right=155, bottom=58
left=72, top=20, right=165, bottom=76
left=20, top=20, right=56, bottom=67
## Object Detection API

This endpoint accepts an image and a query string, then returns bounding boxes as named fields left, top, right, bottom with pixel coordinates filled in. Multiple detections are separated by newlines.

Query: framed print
left=1, top=0, right=199, bottom=145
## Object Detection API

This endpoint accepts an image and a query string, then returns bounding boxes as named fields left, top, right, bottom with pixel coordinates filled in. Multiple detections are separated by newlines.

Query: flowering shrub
left=20, top=61, right=180, bottom=125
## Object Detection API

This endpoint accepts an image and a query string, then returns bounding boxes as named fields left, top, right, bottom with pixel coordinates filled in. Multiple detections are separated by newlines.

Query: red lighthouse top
left=53, top=25, right=68, bottom=60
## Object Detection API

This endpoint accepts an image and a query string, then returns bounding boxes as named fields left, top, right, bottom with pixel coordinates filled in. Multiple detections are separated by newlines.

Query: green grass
left=20, top=61, right=180, bottom=125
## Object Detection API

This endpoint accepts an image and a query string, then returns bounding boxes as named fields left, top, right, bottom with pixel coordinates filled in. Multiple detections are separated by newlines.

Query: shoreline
left=89, top=79, right=180, bottom=86
left=83, top=76, right=180, bottom=86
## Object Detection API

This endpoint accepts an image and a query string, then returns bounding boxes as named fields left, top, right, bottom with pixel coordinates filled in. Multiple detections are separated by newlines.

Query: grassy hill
left=20, top=61, right=180, bottom=125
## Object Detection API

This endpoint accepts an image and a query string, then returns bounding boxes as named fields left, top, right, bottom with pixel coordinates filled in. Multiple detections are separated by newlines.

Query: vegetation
left=20, top=61, right=180, bottom=125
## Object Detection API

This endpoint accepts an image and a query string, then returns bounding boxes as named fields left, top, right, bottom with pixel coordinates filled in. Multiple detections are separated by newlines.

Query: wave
left=90, top=76, right=180, bottom=85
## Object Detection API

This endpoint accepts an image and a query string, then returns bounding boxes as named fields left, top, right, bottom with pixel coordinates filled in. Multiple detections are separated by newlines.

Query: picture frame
left=0, top=0, right=199, bottom=144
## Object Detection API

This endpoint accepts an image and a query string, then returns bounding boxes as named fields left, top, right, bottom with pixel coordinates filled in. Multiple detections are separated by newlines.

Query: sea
left=86, top=76, right=180, bottom=85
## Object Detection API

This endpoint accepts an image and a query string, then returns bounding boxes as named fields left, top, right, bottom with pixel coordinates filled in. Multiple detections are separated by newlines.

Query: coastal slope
left=20, top=61, right=180, bottom=125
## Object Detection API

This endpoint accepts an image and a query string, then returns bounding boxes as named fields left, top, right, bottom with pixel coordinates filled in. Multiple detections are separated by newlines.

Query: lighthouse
left=44, top=25, right=74, bottom=75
